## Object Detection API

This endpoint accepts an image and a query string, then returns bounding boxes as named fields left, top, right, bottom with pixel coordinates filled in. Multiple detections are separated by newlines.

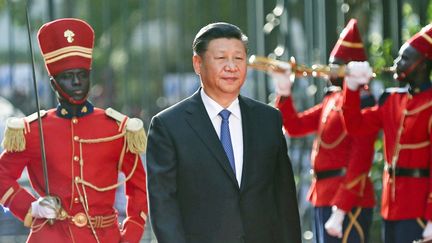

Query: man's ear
left=192, top=54, right=202, bottom=75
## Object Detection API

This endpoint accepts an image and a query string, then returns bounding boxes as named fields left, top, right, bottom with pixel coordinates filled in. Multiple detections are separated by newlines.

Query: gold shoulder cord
left=312, top=98, right=347, bottom=165
left=73, top=131, right=140, bottom=243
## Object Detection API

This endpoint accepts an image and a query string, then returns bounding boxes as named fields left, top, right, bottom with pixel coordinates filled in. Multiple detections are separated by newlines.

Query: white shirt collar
left=200, top=89, right=241, bottom=120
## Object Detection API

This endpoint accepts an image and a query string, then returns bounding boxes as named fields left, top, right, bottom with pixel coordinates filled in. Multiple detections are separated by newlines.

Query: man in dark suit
left=146, top=22, right=301, bottom=243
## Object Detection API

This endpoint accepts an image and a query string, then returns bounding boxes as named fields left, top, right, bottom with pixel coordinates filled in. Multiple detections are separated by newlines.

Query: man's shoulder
left=240, top=95, right=279, bottom=115
left=155, top=94, right=198, bottom=119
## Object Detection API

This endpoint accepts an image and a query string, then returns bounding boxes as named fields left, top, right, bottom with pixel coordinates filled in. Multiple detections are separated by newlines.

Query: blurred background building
left=1, top=0, right=431, bottom=242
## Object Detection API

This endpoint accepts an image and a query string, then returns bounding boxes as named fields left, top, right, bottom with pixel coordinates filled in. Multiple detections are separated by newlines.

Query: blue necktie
left=219, top=109, right=236, bottom=173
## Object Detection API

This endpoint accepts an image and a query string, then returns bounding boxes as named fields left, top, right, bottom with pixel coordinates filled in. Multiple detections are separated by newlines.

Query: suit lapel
left=238, top=96, right=254, bottom=192
left=185, top=90, right=238, bottom=187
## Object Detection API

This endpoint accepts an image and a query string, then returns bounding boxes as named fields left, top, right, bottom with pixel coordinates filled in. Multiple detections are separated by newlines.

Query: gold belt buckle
left=72, top=212, right=88, bottom=227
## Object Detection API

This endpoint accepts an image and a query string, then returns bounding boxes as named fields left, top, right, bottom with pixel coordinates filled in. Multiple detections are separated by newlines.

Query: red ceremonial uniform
left=276, top=91, right=376, bottom=212
left=0, top=18, right=148, bottom=243
left=0, top=104, right=148, bottom=243
left=343, top=87, right=432, bottom=220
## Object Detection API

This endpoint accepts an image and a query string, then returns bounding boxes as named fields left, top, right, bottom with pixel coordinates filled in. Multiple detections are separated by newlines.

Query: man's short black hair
left=192, top=22, right=248, bottom=56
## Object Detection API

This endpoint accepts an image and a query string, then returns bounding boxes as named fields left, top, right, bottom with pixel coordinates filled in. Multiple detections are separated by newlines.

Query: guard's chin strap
left=51, top=77, right=88, bottom=105
left=396, top=56, right=425, bottom=81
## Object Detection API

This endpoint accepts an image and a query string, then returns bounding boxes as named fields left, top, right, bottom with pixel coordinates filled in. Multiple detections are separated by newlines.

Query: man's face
left=328, top=57, right=345, bottom=87
left=193, top=38, right=247, bottom=101
left=53, top=68, right=90, bottom=103
left=394, top=43, right=423, bottom=82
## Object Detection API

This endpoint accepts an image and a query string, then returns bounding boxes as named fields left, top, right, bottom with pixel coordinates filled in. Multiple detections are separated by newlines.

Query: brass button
left=72, top=118, right=78, bottom=124
left=75, top=176, right=80, bottom=182
left=74, top=136, right=79, bottom=141
left=73, top=156, right=79, bottom=162
left=74, top=197, right=79, bottom=203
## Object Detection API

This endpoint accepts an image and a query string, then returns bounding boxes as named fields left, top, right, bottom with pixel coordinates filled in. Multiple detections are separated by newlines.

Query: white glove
left=423, top=221, right=432, bottom=240
left=31, top=197, right=59, bottom=219
left=270, top=70, right=293, bottom=97
left=324, top=207, right=346, bottom=238
left=345, top=61, right=373, bottom=91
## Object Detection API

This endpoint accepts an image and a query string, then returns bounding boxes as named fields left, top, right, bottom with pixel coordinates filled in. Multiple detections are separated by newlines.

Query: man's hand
left=31, top=196, right=60, bottom=219
left=423, top=221, right=432, bottom=240
left=345, top=61, right=373, bottom=91
left=324, top=207, right=346, bottom=238
left=270, top=70, right=293, bottom=97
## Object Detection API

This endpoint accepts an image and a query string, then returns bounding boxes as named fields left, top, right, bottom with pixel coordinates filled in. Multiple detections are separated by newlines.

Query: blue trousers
left=314, top=206, right=373, bottom=243
left=384, top=219, right=425, bottom=243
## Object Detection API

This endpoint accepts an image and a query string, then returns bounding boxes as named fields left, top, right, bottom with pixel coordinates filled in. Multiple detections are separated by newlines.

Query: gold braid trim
left=0, top=187, right=14, bottom=205
left=30, top=219, right=49, bottom=233
left=117, top=139, right=127, bottom=172
left=418, top=218, right=426, bottom=228
left=405, top=100, right=432, bottom=115
left=79, top=131, right=125, bottom=144
left=345, top=173, right=367, bottom=197
left=123, top=218, right=144, bottom=230
left=75, top=153, right=139, bottom=192
left=318, top=99, right=347, bottom=150
left=67, top=224, right=76, bottom=243
left=319, top=131, right=347, bottom=149
left=4, top=187, right=22, bottom=208
left=74, top=180, right=100, bottom=243
left=342, top=207, right=364, bottom=243
left=399, top=141, right=430, bottom=150
left=339, top=40, right=364, bottom=48
left=429, top=115, right=432, bottom=135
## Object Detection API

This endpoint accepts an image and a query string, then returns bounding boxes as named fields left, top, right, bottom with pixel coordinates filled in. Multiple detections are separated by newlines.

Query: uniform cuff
left=121, top=217, right=145, bottom=243
left=6, top=188, right=35, bottom=221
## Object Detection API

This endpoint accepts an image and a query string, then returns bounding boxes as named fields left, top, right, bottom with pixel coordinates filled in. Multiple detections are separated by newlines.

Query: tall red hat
left=329, top=19, right=367, bottom=63
left=406, top=23, right=432, bottom=60
left=37, top=18, right=94, bottom=76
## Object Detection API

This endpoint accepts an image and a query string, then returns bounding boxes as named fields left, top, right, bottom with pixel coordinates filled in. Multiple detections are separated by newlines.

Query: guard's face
left=193, top=38, right=247, bottom=101
left=53, top=68, right=90, bottom=103
left=328, top=57, right=345, bottom=87
left=394, top=43, right=423, bottom=82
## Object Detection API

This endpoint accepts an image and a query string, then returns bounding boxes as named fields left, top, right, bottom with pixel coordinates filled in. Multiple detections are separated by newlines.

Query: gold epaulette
left=1, top=110, right=47, bottom=152
left=105, top=108, right=147, bottom=154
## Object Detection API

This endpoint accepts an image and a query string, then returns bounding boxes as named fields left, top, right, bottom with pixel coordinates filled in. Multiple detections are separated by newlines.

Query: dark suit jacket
left=146, top=89, right=301, bottom=243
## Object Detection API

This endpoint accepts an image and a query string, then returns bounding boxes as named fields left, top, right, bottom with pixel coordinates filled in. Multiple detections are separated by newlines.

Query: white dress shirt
left=200, top=89, right=243, bottom=186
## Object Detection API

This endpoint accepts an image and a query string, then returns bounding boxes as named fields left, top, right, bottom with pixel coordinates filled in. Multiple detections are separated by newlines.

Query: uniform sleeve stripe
left=0, top=187, right=14, bottom=205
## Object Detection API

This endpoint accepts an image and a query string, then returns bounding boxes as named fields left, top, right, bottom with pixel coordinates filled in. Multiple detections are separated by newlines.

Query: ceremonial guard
left=0, top=18, right=148, bottom=243
left=343, top=24, right=432, bottom=243
left=271, top=19, right=376, bottom=243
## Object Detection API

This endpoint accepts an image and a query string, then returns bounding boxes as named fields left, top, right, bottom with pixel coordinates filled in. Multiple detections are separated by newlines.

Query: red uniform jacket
left=0, top=104, right=148, bottom=243
left=276, top=91, right=376, bottom=211
left=343, top=86, right=432, bottom=220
